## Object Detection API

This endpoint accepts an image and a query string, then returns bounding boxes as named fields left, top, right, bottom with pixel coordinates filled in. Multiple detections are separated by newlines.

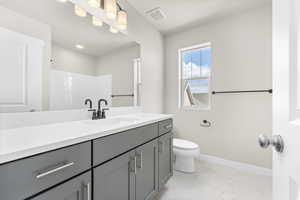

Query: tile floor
left=156, top=160, right=272, bottom=200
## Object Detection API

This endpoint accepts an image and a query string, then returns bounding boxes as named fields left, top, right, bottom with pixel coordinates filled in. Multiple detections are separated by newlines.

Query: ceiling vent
left=146, top=7, right=166, bottom=21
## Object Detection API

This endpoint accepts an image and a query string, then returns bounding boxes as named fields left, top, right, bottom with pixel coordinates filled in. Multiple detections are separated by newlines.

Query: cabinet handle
left=164, top=124, right=172, bottom=129
left=130, top=156, right=137, bottom=174
left=136, top=152, right=143, bottom=170
left=35, top=161, right=74, bottom=179
left=158, top=141, right=164, bottom=153
left=84, top=182, right=91, bottom=200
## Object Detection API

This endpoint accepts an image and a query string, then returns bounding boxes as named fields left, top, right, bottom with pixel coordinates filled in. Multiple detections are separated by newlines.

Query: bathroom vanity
left=0, top=114, right=173, bottom=200
left=0, top=1, right=171, bottom=199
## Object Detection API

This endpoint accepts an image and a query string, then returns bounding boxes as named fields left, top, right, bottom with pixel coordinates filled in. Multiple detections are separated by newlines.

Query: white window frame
left=178, top=42, right=212, bottom=111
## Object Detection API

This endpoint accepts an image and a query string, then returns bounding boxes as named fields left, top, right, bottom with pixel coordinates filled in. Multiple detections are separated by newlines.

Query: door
left=31, top=171, right=91, bottom=200
left=135, top=140, right=158, bottom=200
left=93, top=151, right=135, bottom=200
left=0, top=27, right=43, bottom=113
left=158, top=132, right=173, bottom=190
left=271, top=0, right=300, bottom=199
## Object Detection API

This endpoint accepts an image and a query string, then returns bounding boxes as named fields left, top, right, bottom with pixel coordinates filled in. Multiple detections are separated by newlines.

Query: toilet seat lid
left=173, top=138, right=199, bottom=150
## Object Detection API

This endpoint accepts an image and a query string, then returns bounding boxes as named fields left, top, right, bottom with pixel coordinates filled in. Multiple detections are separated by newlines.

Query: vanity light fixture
left=88, top=0, right=101, bottom=8
left=75, top=44, right=84, bottom=49
left=74, top=5, right=87, bottom=17
left=60, top=0, right=127, bottom=33
left=105, top=0, right=117, bottom=20
left=110, top=26, right=119, bottom=33
left=117, top=10, right=127, bottom=30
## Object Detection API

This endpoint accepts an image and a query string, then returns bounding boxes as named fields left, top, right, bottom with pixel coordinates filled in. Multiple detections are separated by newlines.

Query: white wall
left=96, top=44, right=140, bottom=107
left=0, top=6, right=51, bottom=111
left=164, top=5, right=272, bottom=168
left=52, top=44, right=98, bottom=76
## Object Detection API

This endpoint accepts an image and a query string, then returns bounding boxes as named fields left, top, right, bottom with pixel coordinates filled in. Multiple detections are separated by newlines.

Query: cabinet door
left=158, top=132, right=173, bottom=190
left=31, top=171, right=91, bottom=200
left=135, top=140, right=159, bottom=200
left=94, top=151, right=135, bottom=200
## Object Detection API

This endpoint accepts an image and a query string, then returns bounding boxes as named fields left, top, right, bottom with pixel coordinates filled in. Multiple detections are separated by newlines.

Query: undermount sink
left=81, top=117, right=140, bottom=127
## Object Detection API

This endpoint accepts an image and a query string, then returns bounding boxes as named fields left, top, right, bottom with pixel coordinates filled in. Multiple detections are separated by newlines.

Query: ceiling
left=126, top=0, right=271, bottom=34
left=0, top=0, right=135, bottom=56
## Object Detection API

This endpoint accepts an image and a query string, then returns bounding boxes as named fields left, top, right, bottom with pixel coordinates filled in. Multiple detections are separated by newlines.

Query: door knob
left=258, top=134, right=284, bottom=153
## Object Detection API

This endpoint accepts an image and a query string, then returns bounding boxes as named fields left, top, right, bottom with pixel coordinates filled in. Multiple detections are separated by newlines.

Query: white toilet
left=173, top=138, right=200, bottom=173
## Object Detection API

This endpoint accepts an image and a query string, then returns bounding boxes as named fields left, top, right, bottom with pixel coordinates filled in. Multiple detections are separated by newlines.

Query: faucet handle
left=88, top=109, right=97, bottom=120
left=101, top=108, right=109, bottom=119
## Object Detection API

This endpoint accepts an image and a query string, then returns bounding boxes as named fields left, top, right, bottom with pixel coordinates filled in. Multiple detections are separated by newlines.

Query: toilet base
left=173, top=148, right=200, bottom=173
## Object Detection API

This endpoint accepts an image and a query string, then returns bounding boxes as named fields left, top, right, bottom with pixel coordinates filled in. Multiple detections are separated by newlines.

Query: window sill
left=180, top=106, right=211, bottom=111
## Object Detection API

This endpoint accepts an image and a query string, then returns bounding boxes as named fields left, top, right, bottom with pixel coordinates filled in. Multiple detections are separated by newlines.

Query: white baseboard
left=198, top=154, right=272, bottom=177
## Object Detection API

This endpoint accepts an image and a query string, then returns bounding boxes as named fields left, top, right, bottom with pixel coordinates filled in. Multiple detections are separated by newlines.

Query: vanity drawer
left=0, top=141, right=91, bottom=200
left=158, top=119, right=173, bottom=136
left=93, top=123, right=158, bottom=166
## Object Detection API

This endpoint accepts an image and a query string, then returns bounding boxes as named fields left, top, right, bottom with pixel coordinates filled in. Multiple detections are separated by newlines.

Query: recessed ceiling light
left=76, top=44, right=84, bottom=49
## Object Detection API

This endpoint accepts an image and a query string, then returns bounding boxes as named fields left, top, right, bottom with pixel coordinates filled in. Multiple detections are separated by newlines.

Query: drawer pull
left=36, top=161, right=74, bottom=179
left=136, top=152, right=143, bottom=170
left=164, top=124, right=172, bottom=129
left=84, top=182, right=91, bottom=200
left=158, top=141, right=164, bottom=153
left=130, top=156, right=137, bottom=174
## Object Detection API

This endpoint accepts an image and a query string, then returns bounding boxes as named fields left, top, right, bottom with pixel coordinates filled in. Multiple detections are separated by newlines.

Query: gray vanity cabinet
left=0, top=120, right=173, bottom=200
left=93, top=151, right=136, bottom=200
left=93, top=139, right=159, bottom=200
left=158, top=131, right=173, bottom=190
left=31, top=171, right=91, bottom=200
left=135, top=139, right=159, bottom=200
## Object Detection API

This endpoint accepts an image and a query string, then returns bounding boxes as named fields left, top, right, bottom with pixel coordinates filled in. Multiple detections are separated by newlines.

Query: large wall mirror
left=0, top=0, right=141, bottom=113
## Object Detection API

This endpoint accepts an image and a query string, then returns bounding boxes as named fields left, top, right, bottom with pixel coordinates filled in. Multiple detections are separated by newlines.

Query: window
left=179, top=43, right=212, bottom=110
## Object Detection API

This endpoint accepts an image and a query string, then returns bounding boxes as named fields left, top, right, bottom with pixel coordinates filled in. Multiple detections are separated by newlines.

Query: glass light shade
left=110, top=26, right=119, bottom=33
left=117, top=10, right=127, bottom=30
left=92, top=16, right=103, bottom=26
left=105, top=0, right=117, bottom=19
left=75, top=44, right=84, bottom=49
left=88, top=0, right=100, bottom=8
left=74, top=5, right=87, bottom=17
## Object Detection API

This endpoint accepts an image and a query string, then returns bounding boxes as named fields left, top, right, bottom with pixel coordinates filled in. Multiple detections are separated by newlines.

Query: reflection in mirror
left=0, top=0, right=141, bottom=113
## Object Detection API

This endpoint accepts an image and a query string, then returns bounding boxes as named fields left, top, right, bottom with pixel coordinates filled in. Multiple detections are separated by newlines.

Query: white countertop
left=0, top=113, right=172, bottom=164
